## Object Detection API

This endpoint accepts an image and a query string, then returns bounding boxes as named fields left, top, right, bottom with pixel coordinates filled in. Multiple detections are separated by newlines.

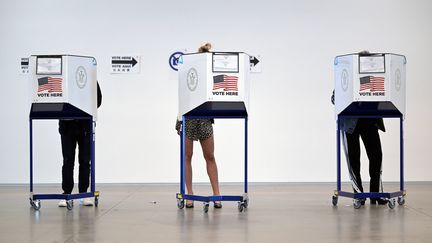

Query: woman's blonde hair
left=198, top=43, right=212, bottom=53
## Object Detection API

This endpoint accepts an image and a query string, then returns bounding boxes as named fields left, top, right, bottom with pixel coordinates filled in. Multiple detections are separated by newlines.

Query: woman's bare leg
left=200, top=135, right=221, bottom=196
left=185, top=138, right=194, bottom=202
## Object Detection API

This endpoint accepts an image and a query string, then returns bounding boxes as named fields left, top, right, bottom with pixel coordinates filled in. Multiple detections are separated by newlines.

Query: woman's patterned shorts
left=175, top=119, right=213, bottom=141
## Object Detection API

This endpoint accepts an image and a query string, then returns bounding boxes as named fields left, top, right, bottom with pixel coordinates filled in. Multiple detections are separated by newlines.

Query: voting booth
left=178, top=52, right=250, bottom=118
left=28, top=55, right=99, bottom=210
left=176, top=52, right=251, bottom=212
left=332, top=53, right=406, bottom=209
left=334, top=53, right=406, bottom=118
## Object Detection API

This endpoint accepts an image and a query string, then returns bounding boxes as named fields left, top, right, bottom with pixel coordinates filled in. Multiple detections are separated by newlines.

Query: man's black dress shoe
left=371, top=198, right=388, bottom=205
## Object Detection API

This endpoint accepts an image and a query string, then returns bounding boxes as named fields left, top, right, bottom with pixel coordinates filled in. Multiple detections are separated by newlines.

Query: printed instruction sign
left=250, top=55, right=261, bottom=73
left=359, top=56, right=385, bottom=73
left=213, top=53, right=239, bottom=73
left=111, top=56, right=140, bottom=74
left=20, top=57, right=29, bottom=75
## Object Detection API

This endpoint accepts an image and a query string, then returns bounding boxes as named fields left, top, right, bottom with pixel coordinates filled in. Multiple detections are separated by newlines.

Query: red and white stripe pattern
left=370, top=76, right=385, bottom=92
left=213, top=75, right=238, bottom=91
left=37, top=77, right=63, bottom=93
left=359, top=76, right=385, bottom=92
left=360, top=80, right=372, bottom=91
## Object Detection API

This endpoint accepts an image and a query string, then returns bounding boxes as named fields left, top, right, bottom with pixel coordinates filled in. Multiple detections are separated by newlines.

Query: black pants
left=59, top=120, right=91, bottom=194
left=344, top=119, right=383, bottom=193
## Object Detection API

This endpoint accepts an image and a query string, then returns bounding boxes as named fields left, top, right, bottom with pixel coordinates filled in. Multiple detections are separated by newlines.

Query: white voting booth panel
left=29, top=55, right=98, bottom=120
left=334, top=53, right=406, bottom=118
left=178, top=52, right=250, bottom=117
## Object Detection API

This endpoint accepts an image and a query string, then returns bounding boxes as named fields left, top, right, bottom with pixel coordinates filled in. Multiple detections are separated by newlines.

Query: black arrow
left=250, top=56, right=259, bottom=66
left=112, top=57, right=138, bottom=67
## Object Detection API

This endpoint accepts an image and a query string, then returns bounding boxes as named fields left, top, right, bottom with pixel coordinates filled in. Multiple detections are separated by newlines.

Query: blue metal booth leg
left=400, top=117, right=404, bottom=192
left=244, top=117, right=248, bottom=194
left=90, top=120, right=96, bottom=193
left=176, top=115, right=249, bottom=212
left=29, top=118, right=34, bottom=194
left=180, top=118, right=186, bottom=195
left=336, top=120, right=341, bottom=192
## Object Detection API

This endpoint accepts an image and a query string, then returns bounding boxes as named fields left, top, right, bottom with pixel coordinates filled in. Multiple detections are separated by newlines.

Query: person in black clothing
left=332, top=51, right=387, bottom=205
left=342, top=118, right=387, bottom=205
left=58, top=82, right=102, bottom=207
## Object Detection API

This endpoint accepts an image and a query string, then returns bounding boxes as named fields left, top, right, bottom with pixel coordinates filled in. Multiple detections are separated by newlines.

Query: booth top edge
left=181, top=51, right=251, bottom=57
left=335, top=52, right=407, bottom=63
left=30, top=54, right=96, bottom=59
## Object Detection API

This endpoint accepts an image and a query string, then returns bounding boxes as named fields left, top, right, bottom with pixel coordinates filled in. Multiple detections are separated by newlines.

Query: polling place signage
left=111, top=56, right=140, bottom=74
left=169, top=51, right=184, bottom=71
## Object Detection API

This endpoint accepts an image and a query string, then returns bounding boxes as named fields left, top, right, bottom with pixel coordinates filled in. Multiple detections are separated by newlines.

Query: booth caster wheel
left=388, top=198, right=396, bottom=209
left=398, top=196, right=405, bottom=205
left=241, top=194, right=249, bottom=209
left=332, top=195, right=338, bottom=206
left=203, top=202, right=209, bottom=213
left=66, top=200, right=74, bottom=210
left=243, top=198, right=249, bottom=208
left=353, top=199, right=362, bottom=209
left=30, top=199, right=41, bottom=210
left=177, top=199, right=185, bottom=209
left=94, top=197, right=99, bottom=207
left=238, top=202, right=245, bottom=212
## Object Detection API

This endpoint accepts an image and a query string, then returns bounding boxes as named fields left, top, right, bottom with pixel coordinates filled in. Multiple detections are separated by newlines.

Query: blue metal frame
left=29, top=116, right=99, bottom=203
left=176, top=115, right=248, bottom=205
left=335, top=114, right=405, bottom=201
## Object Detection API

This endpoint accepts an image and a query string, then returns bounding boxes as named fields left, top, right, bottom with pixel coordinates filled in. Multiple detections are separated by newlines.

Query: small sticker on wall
left=169, top=51, right=185, bottom=71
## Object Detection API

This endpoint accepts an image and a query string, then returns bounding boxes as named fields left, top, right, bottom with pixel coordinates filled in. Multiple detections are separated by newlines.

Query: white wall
left=1, top=0, right=431, bottom=183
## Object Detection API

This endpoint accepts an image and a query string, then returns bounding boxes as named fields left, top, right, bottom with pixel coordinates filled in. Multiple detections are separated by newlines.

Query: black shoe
left=371, top=198, right=388, bottom=205
left=185, top=201, right=194, bottom=208
left=214, top=201, right=222, bottom=209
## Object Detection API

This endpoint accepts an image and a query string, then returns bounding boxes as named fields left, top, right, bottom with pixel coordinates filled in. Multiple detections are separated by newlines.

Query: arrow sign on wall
left=250, top=55, right=261, bottom=73
left=250, top=56, right=260, bottom=67
left=20, top=57, right=29, bottom=75
left=21, top=59, right=29, bottom=66
left=111, top=56, right=140, bottom=74
left=112, top=58, right=138, bottom=67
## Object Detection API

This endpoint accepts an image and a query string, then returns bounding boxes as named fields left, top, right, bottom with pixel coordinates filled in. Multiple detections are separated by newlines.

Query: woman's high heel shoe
left=185, top=200, right=194, bottom=208
left=214, top=201, right=222, bottom=208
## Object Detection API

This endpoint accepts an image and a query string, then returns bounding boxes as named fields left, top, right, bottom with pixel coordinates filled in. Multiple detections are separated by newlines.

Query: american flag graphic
left=360, top=76, right=385, bottom=92
left=213, top=75, right=238, bottom=91
left=37, top=77, right=63, bottom=93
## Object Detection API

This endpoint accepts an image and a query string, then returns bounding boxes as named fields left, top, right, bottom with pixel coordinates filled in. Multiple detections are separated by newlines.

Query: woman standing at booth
left=175, top=43, right=222, bottom=209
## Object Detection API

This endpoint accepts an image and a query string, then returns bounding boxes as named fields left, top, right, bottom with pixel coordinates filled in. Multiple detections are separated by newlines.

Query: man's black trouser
left=344, top=119, right=383, bottom=193
left=59, top=120, right=91, bottom=194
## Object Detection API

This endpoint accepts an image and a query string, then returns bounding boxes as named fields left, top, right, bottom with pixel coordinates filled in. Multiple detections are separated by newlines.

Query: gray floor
left=1, top=183, right=432, bottom=243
